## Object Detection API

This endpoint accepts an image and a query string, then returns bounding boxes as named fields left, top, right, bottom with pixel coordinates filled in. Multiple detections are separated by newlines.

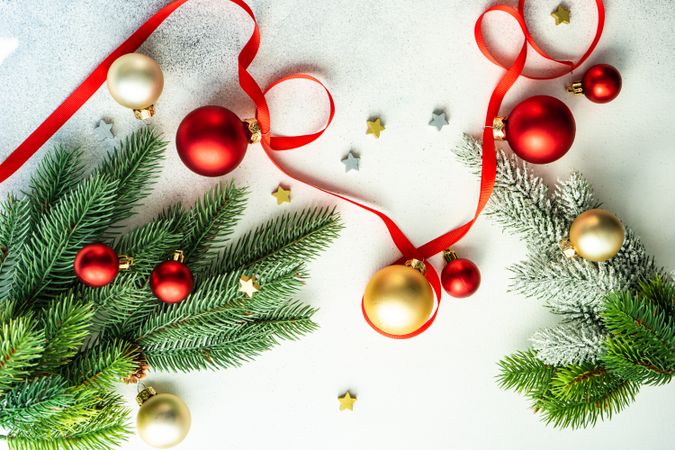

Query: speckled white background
left=1, top=1, right=674, bottom=449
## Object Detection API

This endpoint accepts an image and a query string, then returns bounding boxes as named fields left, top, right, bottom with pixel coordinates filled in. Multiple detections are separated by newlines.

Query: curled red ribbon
left=0, top=0, right=605, bottom=339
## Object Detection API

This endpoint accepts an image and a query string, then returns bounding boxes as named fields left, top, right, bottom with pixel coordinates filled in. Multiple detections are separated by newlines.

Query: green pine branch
left=601, top=276, right=675, bottom=385
left=182, top=182, right=247, bottom=267
left=95, top=127, right=167, bottom=225
left=36, top=296, right=94, bottom=372
left=0, top=196, right=31, bottom=291
left=25, top=145, right=84, bottom=222
left=9, top=174, right=119, bottom=306
left=62, top=340, right=139, bottom=392
left=0, top=316, right=45, bottom=395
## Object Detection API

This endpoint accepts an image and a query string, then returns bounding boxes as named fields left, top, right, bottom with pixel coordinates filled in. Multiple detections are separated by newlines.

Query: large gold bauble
left=569, top=208, right=625, bottom=262
left=363, top=260, right=434, bottom=335
left=106, top=53, right=163, bottom=116
left=137, top=388, right=191, bottom=449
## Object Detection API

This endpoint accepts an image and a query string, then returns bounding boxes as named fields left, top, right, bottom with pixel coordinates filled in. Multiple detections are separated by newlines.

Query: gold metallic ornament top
left=564, top=209, right=625, bottom=262
left=443, top=248, right=459, bottom=262
left=492, top=116, right=506, bottom=141
left=137, top=387, right=191, bottom=449
left=107, top=53, right=164, bottom=118
left=404, top=258, right=426, bottom=274
left=118, top=255, right=134, bottom=270
left=244, top=118, right=262, bottom=144
left=567, top=81, right=584, bottom=96
left=363, top=263, right=434, bottom=335
left=171, top=250, right=185, bottom=263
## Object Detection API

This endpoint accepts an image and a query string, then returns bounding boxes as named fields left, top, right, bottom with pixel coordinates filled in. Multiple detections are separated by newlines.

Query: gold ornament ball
left=137, top=391, right=191, bottom=448
left=363, top=262, right=434, bottom=335
left=107, top=53, right=163, bottom=114
left=569, top=208, right=625, bottom=262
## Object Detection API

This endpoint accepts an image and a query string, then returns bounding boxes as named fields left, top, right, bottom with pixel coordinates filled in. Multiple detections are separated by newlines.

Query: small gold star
left=239, top=275, right=260, bottom=298
left=338, top=392, right=356, bottom=411
left=551, top=4, right=570, bottom=25
left=366, top=118, right=385, bottom=138
left=271, top=185, right=291, bottom=205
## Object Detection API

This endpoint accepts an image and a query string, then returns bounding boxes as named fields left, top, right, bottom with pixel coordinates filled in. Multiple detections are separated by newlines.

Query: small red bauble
left=569, top=64, right=622, bottom=103
left=74, top=243, right=119, bottom=287
left=441, top=250, right=481, bottom=298
left=176, top=105, right=250, bottom=177
left=150, top=253, right=193, bottom=304
left=495, top=95, right=576, bottom=164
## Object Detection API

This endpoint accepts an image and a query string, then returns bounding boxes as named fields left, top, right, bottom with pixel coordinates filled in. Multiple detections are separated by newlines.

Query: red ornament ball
left=582, top=64, right=622, bottom=103
left=176, top=105, right=249, bottom=177
left=150, top=260, right=194, bottom=304
left=441, top=257, right=481, bottom=298
left=74, top=243, right=119, bottom=287
left=504, top=95, right=576, bottom=164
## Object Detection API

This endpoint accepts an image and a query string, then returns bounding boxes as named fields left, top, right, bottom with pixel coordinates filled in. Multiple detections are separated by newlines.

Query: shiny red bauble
left=501, top=95, right=576, bottom=164
left=581, top=64, right=622, bottom=103
left=74, top=243, right=119, bottom=287
left=441, top=256, right=481, bottom=298
left=176, top=105, right=250, bottom=177
left=150, top=260, right=194, bottom=304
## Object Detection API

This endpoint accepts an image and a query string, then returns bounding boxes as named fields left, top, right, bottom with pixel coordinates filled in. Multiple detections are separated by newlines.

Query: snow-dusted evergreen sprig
left=457, top=134, right=673, bottom=428
left=453, top=134, right=657, bottom=364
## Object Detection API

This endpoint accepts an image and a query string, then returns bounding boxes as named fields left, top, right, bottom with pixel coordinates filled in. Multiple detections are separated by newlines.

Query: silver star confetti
left=94, top=119, right=114, bottom=141
left=341, top=150, right=360, bottom=172
left=429, top=111, right=449, bottom=131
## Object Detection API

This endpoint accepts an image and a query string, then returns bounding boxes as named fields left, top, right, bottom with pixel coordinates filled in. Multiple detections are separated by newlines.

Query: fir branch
left=531, top=322, right=606, bottom=366
left=62, top=340, right=139, bottom=392
left=36, top=296, right=94, bottom=372
left=9, top=174, right=119, bottom=307
left=114, top=217, right=184, bottom=275
left=95, top=127, right=167, bottom=225
left=210, top=207, right=342, bottom=277
left=0, top=375, right=74, bottom=431
left=601, top=277, right=675, bottom=385
left=538, top=378, right=640, bottom=429
left=0, top=316, right=45, bottom=395
left=182, top=182, right=247, bottom=268
left=0, top=196, right=31, bottom=292
left=25, top=145, right=84, bottom=222
left=497, top=349, right=555, bottom=396
left=551, top=171, right=600, bottom=223
left=5, top=392, right=130, bottom=450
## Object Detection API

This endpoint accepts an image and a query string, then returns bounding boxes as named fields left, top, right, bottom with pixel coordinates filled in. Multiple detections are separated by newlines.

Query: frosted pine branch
left=531, top=322, right=606, bottom=366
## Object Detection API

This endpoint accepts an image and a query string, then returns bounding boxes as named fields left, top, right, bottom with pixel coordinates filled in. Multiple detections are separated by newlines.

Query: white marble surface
left=1, top=1, right=674, bottom=449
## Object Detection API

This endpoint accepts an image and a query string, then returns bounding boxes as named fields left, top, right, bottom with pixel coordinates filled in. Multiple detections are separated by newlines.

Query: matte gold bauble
left=107, top=53, right=163, bottom=119
left=567, top=208, right=625, bottom=262
left=363, top=259, right=434, bottom=335
left=136, top=387, right=191, bottom=449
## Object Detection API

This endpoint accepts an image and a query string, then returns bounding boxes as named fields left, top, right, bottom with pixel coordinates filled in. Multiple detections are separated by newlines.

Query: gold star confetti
left=271, top=185, right=291, bottom=205
left=338, top=392, right=357, bottom=411
left=239, top=275, right=260, bottom=298
left=366, top=118, right=385, bottom=138
left=551, top=4, right=570, bottom=25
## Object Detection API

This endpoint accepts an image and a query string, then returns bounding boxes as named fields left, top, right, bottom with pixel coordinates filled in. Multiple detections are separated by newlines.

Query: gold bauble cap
left=568, top=208, right=625, bottom=262
left=107, top=53, right=164, bottom=115
left=363, top=262, right=434, bottom=335
left=137, top=387, right=191, bottom=449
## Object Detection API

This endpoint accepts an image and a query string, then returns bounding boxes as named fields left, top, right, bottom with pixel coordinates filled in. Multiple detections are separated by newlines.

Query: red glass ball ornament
left=150, top=260, right=194, bottom=304
left=581, top=64, right=622, bottom=103
left=441, top=252, right=481, bottom=298
left=176, top=105, right=250, bottom=177
left=501, top=95, right=576, bottom=164
left=74, top=243, right=119, bottom=287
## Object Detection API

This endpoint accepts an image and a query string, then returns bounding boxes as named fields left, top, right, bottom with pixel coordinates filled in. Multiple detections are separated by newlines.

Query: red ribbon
left=0, top=0, right=604, bottom=339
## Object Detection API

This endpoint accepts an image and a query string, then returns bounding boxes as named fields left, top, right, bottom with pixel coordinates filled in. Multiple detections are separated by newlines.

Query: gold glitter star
left=338, top=392, right=356, bottom=411
left=239, top=275, right=260, bottom=298
left=271, top=185, right=291, bottom=205
left=366, top=118, right=385, bottom=138
left=551, top=4, right=570, bottom=25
